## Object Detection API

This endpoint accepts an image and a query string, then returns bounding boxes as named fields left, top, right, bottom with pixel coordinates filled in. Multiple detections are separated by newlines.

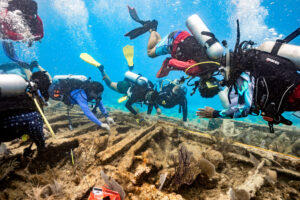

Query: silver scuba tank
left=186, top=14, right=224, bottom=59
left=125, top=71, right=148, bottom=87
left=53, top=75, right=88, bottom=83
left=0, top=74, right=31, bottom=97
left=257, top=41, right=300, bottom=69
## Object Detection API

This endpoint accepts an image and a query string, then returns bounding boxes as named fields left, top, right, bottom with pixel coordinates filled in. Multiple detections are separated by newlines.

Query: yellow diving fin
left=118, top=96, right=128, bottom=103
left=80, top=53, right=101, bottom=67
left=123, top=45, right=134, bottom=67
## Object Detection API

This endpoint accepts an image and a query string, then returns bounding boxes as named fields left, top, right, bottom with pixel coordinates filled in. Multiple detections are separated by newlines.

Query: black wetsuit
left=155, top=84, right=188, bottom=121
left=125, top=82, right=158, bottom=115
left=0, top=95, right=45, bottom=151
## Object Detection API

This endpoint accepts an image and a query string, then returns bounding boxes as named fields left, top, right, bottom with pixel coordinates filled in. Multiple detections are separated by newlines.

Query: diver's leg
left=28, top=112, right=46, bottom=152
left=147, top=31, right=161, bottom=58
left=98, top=66, right=120, bottom=92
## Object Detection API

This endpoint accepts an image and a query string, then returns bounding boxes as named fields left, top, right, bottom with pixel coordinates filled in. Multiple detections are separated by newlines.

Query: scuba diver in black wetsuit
left=124, top=6, right=223, bottom=79
left=79, top=46, right=161, bottom=122
left=125, top=79, right=160, bottom=122
left=153, top=78, right=188, bottom=124
left=124, top=71, right=160, bottom=121
left=0, top=65, right=51, bottom=156
left=197, top=24, right=300, bottom=133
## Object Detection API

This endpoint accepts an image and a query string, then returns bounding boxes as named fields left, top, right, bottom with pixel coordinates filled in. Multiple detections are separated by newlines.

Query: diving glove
left=106, top=117, right=115, bottom=125
left=136, top=118, right=145, bottom=124
left=101, top=123, right=110, bottom=131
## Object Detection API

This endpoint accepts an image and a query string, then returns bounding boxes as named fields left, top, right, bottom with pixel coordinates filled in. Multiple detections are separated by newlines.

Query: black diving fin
left=127, top=5, right=146, bottom=25
left=125, top=5, right=158, bottom=39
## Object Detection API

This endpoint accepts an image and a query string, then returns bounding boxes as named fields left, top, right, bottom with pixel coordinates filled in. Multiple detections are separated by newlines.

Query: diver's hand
left=100, top=123, right=110, bottom=131
left=196, top=107, right=215, bottom=118
left=136, top=118, right=145, bottom=124
left=183, top=121, right=189, bottom=128
left=106, top=117, right=115, bottom=125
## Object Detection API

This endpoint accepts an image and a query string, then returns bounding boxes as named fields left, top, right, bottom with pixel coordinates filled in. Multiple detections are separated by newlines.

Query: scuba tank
left=0, top=74, right=32, bottom=97
left=257, top=27, right=300, bottom=69
left=125, top=71, right=149, bottom=87
left=53, top=75, right=88, bottom=83
left=257, top=41, right=300, bottom=69
left=186, top=14, right=224, bottom=59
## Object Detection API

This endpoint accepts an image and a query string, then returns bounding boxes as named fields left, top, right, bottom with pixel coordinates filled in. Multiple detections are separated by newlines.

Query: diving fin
left=3, top=41, right=32, bottom=69
left=125, top=20, right=158, bottom=40
left=123, top=45, right=134, bottom=67
left=127, top=5, right=146, bottom=25
left=80, top=53, right=101, bottom=67
left=3, top=41, right=20, bottom=63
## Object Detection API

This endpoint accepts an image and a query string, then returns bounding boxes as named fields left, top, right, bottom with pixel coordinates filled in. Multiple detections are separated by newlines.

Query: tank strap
left=201, top=31, right=219, bottom=49
left=270, top=40, right=284, bottom=56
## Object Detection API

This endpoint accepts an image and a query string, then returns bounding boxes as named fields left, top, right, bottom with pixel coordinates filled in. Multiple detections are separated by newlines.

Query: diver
left=197, top=25, right=300, bottom=133
left=48, top=75, right=114, bottom=131
left=154, top=78, right=188, bottom=124
left=0, top=68, right=51, bottom=156
left=79, top=46, right=162, bottom=117
left=0, top=0, right=44, bottom=45
left=125, top=6, right=222, bottom=78
left=125, top=76, right=160, bottom=121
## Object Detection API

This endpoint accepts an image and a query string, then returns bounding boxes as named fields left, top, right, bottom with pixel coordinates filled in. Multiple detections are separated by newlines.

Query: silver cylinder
left=0, top=74, right=29, bottom=97
left=125, top=71, right=148, bottom=87
left=186, top=14, right=224, bottom=59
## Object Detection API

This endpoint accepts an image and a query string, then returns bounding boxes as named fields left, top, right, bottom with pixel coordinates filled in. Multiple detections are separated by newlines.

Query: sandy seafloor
left=0, top=101, right=299, bottom=200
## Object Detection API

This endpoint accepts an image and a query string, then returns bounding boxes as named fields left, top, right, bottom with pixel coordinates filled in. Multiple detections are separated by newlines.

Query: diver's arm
left=98, top=100, right=109, bottom=117
left=125, top=98, right=138, bottom=115
left=181, top=97, right=188, bottom=122
left=214, top=77, right=253, bottom=118
left=71, top=90, right=103, bottom=126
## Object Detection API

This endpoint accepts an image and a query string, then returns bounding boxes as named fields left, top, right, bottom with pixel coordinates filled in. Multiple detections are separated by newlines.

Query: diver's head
left=85, top=81, right=104, bottom=101
left=198, top=77, right=220, bottom=98
left=145, top=90, right=159, bottom=103
left=31, top=71, right=51, bottom=101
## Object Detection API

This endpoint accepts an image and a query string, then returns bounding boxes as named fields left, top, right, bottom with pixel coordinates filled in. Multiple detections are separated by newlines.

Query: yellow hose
left=184, top=61, right=221, bottom=74
left=33, top=97, right=56, bottom=138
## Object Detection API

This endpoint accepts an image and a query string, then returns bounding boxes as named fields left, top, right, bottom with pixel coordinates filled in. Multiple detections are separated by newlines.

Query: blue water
left=1, top=0, right=300, bottom=126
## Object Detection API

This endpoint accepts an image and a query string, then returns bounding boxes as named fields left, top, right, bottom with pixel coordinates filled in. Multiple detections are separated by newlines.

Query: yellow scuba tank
left=257, top=41, right=300, bottom=69
left=186, top=14, right=224, bottom=59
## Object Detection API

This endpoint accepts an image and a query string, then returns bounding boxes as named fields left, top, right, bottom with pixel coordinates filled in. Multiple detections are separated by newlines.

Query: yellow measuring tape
left=184, top=61, right=221, bottom=74
left=177, top=127, right=300, bottom=160
left=33, top=97, right=56, bottom=138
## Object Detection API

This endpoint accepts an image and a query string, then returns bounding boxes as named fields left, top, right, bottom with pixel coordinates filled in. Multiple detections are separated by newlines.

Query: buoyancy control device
left=257, top=28, right=300, bottom=69
left=125, top=71, right=149, bottom=87
left=50, top=75, right=88, bottom=102
left=0, top=74, right=35, bottom=97
left=186, top=14, right=224, bottom=59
